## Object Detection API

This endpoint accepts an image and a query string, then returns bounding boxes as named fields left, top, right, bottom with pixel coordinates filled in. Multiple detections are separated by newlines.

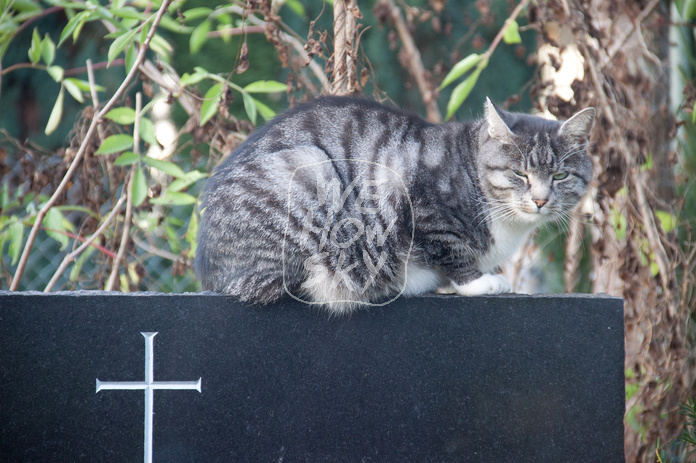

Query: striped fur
left=195, top=96, right=594, bottom=313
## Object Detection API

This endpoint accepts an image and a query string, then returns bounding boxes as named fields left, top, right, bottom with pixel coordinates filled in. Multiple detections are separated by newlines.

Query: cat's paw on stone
left=435, top=284, right=456, bottom=294
left=452, top=274, right=512, bottom=296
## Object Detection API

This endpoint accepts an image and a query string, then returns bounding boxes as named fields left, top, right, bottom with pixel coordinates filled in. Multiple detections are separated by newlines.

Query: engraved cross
left=96, top=332, right=201, bottom=463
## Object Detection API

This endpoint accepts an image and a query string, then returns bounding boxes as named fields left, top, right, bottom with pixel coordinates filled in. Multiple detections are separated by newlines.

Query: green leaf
left=438, top=53, right=481, bottom=90
left=189, top=20, right=211, bottom=54
left=185, top=207, right=199, bottom=254
left=69, top=244, right=96, bottom=282
left=131, top=166, right=148, bottom=207
left=253, top=97, right=276, bottom=121
left=45, top=85, right=64, bottom=135
left=1, top=182, right=8, bottom=209
left=72, top=12, right=89, bottom=43
left=200, top=82, right=224, bottom=126
left=114, top=151, right=140, bottom=166
left=139, top=21, right=152, bottom=46
left=110, top=7, right=145, bottom=20
left=108, top=27, right=139, bottom=64
left=180, top=69, right=209, bottom=86
left=8, top=220, right=24, bottom=265
left=242, top=91, right=257, bottom=125
left=244, top=80, right=288, bottom=93
left=54, top=205, right=98, bottom=217
left=168, top=170, right=207, bottom=192
left=158, top=15, right=189, bottom=33
left=59, top=12, right=84, bottom=46
left=182, top=7, right=213, bottom=20
left=139, top=117, right=159, bottom=146
left=143, top=157, right=186, bottom=179
left=45, top=207, right=69, bottom=250
left=655, top=210, right=677, bottom=233
left=502, top=20, right=522, bottom=45
left=683, top=0, right=696, bottom=19
left=95, top=134, right=134, bottom=155
left=445, top=66, right=484, bottom=120
left=611, top=206, right=627, bottom=241
left=46, top=65, right=64, bottom=82
left=63, top=78, right=84, bottom=103
left=10, top=0, right=42, bottom=13
left=164, top=220, right=181, bottom=253
left=28, top=28, right=41, bottom=64
left=692, top=99, right=696, bottom=125
left=104, top=107, right=136, bottom=125
left=41, top=33, right=56, bottom=65
left=640, top=153, right=654, bottom=172
left=150, top=191, right=197, bottom=206
left=124, top=43, right=137, bottom=74
left=216, top=12, right=233, bottom=26
left=63, top=78, right=102, bottom=93
left=149, top=33, right=172, bottom=61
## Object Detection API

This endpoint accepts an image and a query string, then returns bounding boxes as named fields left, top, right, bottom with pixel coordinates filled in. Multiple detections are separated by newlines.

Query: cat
left=194, top=96, right=594, bottom=313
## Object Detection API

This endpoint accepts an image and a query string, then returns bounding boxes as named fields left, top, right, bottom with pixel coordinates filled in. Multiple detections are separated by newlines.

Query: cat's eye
left=513, top=170, right=527, bottom=178
left=552, top=172, right=569, bottom=181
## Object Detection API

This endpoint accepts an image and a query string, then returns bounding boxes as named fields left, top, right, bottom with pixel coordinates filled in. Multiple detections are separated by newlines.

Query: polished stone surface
left=0, top=292, right=624, bottom=462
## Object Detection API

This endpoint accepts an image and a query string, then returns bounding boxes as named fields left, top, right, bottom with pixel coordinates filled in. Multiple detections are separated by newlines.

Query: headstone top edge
left=0, top=290, right=623, bottom=302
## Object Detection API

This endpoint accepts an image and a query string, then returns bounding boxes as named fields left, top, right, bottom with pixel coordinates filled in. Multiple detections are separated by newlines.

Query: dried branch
left=599, top=0, right=661, bottom=70
left=582, top=43, right=672, bottom=307
left=207, top=25, right=265, bottom=38
left=563, top=215, right=584, bottom=292
left=43, top=194, right=126, bottom=292
left=105, top=92, right=142, bottom=291
left=481, top=0, right=530, bottom=64
left=229, top=5, right=330, bottom=91
left=379, top=0, right=441, bottom=123
left=10, top=0, right=173, bottom=291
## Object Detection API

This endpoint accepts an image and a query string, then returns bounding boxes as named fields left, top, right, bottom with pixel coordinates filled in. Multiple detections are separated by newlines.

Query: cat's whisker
left=558, top=142, right=592, bottom=164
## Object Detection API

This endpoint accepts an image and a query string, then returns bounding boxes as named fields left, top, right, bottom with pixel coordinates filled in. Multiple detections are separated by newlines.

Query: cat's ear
left=559, top=107, right=595, bottom=143
left=485, top=97, right=515, bottom=144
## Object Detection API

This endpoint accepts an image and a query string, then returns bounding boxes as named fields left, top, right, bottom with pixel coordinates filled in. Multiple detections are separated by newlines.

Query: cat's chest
left=476, top=220, right=532, bottom=272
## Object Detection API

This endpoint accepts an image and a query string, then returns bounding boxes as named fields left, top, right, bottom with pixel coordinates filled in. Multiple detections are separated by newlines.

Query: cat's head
left=478, top=98, right=594, bottom=227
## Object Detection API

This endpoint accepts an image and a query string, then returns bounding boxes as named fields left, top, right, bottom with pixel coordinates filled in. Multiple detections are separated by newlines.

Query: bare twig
left=10, top=0, right=172, bottom=291
left=380, top=0, right=441, bottom=123
left=228, top=5, right=330, bottom=91
left=207, top=25, right=265, bottom=38
left=43, top=194, right=127, bottom=292
left=64, top=59, right=124, bottom=77
left=599, top=0, right=661, bottom=70
left=564, top=214, right=584, bottom=292
left=13, top=6, right=63, bottom=36
left=37, top=226, right=116, bottom=258
left=481, top=0, right=530, bottom=64
left=105, top=92, right=141, bottom=290
left=132, top=235, right=181, bottom=262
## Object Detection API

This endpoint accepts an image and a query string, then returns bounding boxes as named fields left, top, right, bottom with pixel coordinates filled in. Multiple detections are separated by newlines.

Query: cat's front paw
left=452, top=274, right=512, bottom=296
left=435, top=283, right=456, bottom=294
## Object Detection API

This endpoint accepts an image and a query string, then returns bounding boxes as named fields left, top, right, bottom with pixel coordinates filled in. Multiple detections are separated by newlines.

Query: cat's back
left=195, top=96, right=433, bottom=302
left=217, top=96, right=430, bottom=169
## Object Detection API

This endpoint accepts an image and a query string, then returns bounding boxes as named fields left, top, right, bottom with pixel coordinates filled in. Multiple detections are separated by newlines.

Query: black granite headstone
left=0, top=292, right=624, bottom=462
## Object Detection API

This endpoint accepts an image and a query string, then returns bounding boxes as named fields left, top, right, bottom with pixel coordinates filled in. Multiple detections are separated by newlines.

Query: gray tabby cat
left=195, top=96, right=594, bottom=313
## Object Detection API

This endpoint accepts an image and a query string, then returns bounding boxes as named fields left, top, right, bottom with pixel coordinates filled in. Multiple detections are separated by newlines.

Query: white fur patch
left=477, top=217, right=536, bottom=273
left=402, top=262, right=442, bottom=296
left=452, top=273, right=511, bottom=296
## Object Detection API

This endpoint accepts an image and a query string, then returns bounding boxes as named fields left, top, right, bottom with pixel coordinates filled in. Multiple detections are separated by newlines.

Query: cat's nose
left=533, top=199, right=548, bottom=209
